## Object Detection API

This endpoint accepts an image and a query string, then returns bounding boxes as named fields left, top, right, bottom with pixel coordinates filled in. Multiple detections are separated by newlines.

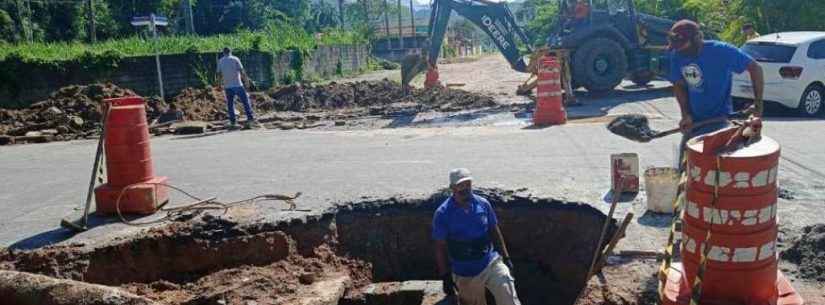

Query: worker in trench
left=432, top=168, right=521, bottom=305
left=667, top=19, right=764, bottom=169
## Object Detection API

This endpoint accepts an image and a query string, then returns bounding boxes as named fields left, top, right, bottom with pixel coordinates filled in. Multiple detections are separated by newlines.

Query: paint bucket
left=611, top=153, right=639, bottom=193
left=644, top=167, right=679, bottom=214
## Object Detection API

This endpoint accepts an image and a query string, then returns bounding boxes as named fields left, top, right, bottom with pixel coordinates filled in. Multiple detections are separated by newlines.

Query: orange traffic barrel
left=661, top=128, right=801, bottom=305
left=94, top=96, right=168, bottom=215
left=686, top=133, right=780, bottom=196
left=533, top=55, right=566, bottom=125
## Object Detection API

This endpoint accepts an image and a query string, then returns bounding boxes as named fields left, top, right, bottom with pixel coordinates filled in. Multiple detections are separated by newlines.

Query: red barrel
left=679, top=130, right=782, bottom=304
left=533, top=55, right=566, bottom=125
left=94, top=96, right=168, bottom=215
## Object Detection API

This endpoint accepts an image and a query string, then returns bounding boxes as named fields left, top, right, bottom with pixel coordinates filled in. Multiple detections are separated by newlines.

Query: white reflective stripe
left=768, top=166, right=778, bottom=184
left=708, top=246, right=732, bottom=262
left=537, top=91, right=563, bottom=97
left=691, top=204, right=775, bottom=226
left=733, top=247, right=758, bottom=262
left=685, top=238, right=697, bottom=254
left=537, top=80, right=561, bottom=86
left=687, top=201, right=700, bottom=219
left=758, top=205, right=774, bottom=224
left=752, top=170, right=769, bottom=187
left=695, top=166, right=779, bottom=189
left=741, top=210, right=759, bottom=226
left=685, top=239, right=776, bottom=263
left=759, top=241, right=776, bottom=261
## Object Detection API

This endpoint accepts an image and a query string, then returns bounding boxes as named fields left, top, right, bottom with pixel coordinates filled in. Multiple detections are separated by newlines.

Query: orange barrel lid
left=687, top=135, right=780, bottom=196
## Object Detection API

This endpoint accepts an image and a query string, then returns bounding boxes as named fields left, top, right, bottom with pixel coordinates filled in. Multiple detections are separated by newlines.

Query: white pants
left=453, top=257, right=522, bottom=305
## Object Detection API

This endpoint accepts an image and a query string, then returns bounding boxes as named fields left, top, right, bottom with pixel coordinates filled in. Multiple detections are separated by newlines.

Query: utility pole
left=409, top=0, right=415, bottom=48
left=87, top=0, right=97, bottom=43
left=181, top=0, right=195, bottom=34
left=338, top=0, right=344, bottom=29
left=16, top=0, right=32, bottom=43
left=362, top=0, right=370, bottom=32
left=383, top=0, right=390, bottom=39
left=397, top=0, right=403, bottom=49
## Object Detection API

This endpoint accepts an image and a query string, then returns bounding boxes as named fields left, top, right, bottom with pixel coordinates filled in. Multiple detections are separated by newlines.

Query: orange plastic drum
left=94, top=96, right=168, bottom=215
left=533, top=55, right=566, bottom=125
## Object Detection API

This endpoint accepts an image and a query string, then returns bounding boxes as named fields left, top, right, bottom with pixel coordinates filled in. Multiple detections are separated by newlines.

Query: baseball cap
left=668, top=19, right=700, bottom=50
left=449, top=168, right=473, bottom=186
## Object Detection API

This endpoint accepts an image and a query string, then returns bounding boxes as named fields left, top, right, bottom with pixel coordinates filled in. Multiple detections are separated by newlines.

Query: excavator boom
left=401, top=0, right=532, bottom=89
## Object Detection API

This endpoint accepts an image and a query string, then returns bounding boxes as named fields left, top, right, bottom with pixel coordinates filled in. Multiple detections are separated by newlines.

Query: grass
left=0, top=25, right=367, bottom=63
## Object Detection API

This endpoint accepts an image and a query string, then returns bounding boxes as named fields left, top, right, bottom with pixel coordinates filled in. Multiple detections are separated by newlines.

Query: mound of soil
left=781, top=224, right=825, bottom=281
left=0, top=83, right=149, bottom=139
left=269, top=79, right=498, bottom=113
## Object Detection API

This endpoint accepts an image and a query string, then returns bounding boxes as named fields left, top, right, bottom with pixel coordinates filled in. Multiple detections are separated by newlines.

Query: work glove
left=503, top=256, right=515, bottom=272
left=441, top=273, right=456, bottom=296
left=248, top=80, right=258, bottom=92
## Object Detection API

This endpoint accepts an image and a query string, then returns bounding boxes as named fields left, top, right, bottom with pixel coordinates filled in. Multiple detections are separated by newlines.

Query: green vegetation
left=0, top=24, right=365, bottom=63
left=517, top=0, right=825, bottom=45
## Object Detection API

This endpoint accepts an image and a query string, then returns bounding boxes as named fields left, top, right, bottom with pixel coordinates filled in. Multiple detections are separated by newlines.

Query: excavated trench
left=0, top=189, right=617, bottom=305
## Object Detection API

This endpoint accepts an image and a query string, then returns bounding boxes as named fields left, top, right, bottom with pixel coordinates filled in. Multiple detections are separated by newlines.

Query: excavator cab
left=549, top=0, right=676, bottom=92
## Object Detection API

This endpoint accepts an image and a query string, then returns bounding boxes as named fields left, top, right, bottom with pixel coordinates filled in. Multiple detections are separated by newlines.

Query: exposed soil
left=0, top=189, right=631, bottom=305
left=0, top=83, right=155, bottom=142
left=781, top=224, right=825, bottom=281
left=1, top=80, right=499, bottom=144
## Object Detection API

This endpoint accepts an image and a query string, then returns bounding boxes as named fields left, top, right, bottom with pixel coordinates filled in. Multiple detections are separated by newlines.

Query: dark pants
left=678, top=120, right=730, bottom=172
left=225, top=86, right=254, bottom=124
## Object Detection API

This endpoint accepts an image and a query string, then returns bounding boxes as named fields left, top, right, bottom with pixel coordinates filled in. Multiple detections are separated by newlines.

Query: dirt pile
left=169, top=86, right=274, bottom=122
left=0, top=83, right=150, bottom=141
left=781, top=224, right=825, bottom=281
left=269, top=79, right=498, bottom=113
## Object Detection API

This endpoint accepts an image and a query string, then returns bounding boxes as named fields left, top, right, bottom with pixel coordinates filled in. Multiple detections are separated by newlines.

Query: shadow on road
left=637, top=210, right=672, bottom=228
left=9, top=214, right=121, bottom=250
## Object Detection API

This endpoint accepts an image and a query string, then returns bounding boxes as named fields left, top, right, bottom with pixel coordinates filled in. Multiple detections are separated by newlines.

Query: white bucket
left=644, top=167, right=679, bottom=214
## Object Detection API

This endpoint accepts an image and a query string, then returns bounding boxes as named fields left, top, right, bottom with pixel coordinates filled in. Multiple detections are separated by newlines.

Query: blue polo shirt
left=432, top=194, right=499, bottom=277
left=668, top=41, right=753, bottom=122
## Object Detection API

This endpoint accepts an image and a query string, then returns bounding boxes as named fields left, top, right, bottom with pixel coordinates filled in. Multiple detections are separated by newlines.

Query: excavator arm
left=401, top=0, right=532, bottom=89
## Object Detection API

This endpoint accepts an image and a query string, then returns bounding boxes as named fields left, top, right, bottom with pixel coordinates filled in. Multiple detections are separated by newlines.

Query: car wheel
left=798, top=83, right=824, bottom=117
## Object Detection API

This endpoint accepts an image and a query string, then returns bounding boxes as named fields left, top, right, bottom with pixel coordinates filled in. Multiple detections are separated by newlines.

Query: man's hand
left=744, top=100, right=764, bottom=117
left=679, top=116, right=693, bottom=134
left=503, top=257, right=514, bottom=271
left=441, top=273, right=456, bottom=296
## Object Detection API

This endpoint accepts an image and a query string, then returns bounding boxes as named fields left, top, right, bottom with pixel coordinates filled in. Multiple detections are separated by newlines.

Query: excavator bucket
left=400, top=53, right=429, bottom=92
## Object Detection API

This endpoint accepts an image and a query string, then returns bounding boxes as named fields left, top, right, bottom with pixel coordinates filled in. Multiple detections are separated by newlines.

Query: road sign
left=130, top=15, right=168, bottom=27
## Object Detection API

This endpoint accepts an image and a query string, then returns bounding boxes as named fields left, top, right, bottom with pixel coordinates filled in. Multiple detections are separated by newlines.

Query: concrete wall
left=371, top=36, right=427, bottom=62
left=1, top=45, right=370, bottom=107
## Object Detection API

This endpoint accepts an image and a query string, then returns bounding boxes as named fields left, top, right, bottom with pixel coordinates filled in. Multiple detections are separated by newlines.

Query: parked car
left=733, top=31, right=825, bottom=117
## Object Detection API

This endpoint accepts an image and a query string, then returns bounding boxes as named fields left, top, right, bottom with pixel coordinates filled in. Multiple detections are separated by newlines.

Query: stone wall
left=0, top=45, right=370, bottom=108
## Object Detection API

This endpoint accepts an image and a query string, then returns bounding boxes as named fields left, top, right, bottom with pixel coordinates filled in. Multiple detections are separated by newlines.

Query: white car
left=733, top=31, right=825, bottom=117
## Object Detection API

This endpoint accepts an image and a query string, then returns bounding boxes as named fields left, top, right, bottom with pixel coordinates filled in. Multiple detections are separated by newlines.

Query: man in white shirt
left=217, top=47, right=258, bottom=129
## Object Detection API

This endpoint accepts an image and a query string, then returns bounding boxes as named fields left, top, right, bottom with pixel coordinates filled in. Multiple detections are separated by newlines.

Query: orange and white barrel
left=665, top=130, right=796, bottom=305
left=533, top=55, right=566, bottom=125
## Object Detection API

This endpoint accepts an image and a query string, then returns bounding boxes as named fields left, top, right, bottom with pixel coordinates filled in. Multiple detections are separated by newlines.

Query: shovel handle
left=654, top=116, right=730, bottom=139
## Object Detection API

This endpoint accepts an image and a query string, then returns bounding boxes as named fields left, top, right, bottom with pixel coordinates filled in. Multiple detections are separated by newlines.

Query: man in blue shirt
left=432, top=168, right=520, bottom=305
left=667, top=20, right=764, bottom=167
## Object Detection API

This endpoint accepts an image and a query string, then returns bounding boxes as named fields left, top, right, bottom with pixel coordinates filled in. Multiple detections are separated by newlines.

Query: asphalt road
left=1, top=56, right=823, bottom=253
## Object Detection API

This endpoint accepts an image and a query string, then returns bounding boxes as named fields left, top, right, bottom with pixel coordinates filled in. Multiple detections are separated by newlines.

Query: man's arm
left=673, top=80, right=692, bottom=132
left=435, top=240, right=450, bottom=275
left=746, top=61, right=764, bottom=116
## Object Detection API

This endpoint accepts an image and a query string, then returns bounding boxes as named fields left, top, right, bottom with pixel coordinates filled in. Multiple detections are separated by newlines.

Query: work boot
left=243, top=120, right=262, bottom=130
left=227, top=122, right=242, bottom=131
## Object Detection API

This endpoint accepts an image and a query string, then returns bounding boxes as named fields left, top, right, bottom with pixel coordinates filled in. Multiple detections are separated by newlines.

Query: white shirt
left=217, top=55, right=244, bottom=88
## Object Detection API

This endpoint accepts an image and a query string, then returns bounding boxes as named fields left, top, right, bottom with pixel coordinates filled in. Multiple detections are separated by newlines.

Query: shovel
left=606, top=115, right=729, bottom=143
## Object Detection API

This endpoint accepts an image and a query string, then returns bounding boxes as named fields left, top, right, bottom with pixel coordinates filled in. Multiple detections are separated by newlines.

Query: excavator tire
left=573, top=37, right=628, bottom=94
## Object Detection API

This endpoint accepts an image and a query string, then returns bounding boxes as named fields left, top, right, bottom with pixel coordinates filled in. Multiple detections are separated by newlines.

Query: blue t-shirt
left=432, top=194, right=499, bottom=277
left=668, top=41, right=753, bottom=122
